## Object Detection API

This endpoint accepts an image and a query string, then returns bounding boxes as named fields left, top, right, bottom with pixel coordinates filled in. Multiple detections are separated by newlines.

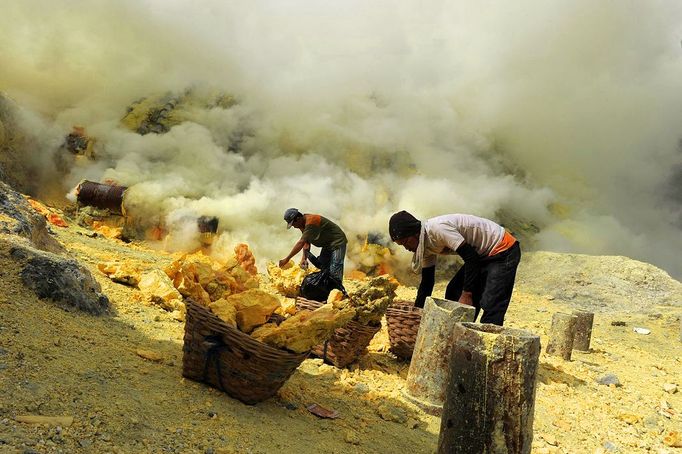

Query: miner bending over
left=279, top=208, right=347, bottom=282
left=389, top=211, right=520, bottom=326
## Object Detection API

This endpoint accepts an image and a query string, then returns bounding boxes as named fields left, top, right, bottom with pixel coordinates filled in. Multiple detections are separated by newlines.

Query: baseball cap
left=283, top=208, right=302, bottom=229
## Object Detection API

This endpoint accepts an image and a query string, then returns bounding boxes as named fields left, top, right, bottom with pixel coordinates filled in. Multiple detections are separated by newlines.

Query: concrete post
left=572, top=310, right=594, bottom=352
left=438, top=323, right=541, bottom=454
left=546, top=312, right=578, bottom=360
left=403, top=297, right=475, bottom=416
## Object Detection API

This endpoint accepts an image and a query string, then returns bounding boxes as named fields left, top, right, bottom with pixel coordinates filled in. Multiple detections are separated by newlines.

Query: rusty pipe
left=197, top=216, right=219, bottom=234
left=438, top=323, right=541, bottom=454
left=76, top=180, right=128, bottom=214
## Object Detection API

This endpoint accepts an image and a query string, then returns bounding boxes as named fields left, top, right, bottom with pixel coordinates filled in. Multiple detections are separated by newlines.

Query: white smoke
left=1, top=0, right=681, bottom=277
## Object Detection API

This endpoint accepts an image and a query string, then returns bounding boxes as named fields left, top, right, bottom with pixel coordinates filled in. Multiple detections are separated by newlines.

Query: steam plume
left=1, top=0, right=681, bottom=277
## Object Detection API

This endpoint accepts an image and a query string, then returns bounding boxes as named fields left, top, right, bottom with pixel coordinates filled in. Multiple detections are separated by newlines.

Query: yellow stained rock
left=617, top=413, right=640, bottom=425
left=136, top=349, right=164, bottom=362
left=92, top=221, right=123, bottom=239
left=209, top=298, right=237, bottom=327
left=174, top=271, right=211, bottom=306
left=226, top=289, right=281, bottom=333
left=187, top=260, right=215, bottom=287
left=267, top=260, right=311, bottom=297
left=98, top=261, right=141, bottom=286
left=347, top=270, right=368, bottom=281
left=15, top=415, right=74, bottom=427
left=664, top=431, right=682, bottom=447
left=251, top=304, right=355, bottom=353
left=275, top=298, right=297, bottom=316
left=138, top=269, right=184, bottom=311
left=166, top=249, right=259, bottom=301
left=235, top=243, right=257, bottom=275
left=228, top=263, right=260, bottom=292
left=338, top=275, right=398, bottom=325
left=327, top=289, right=344, bottom=304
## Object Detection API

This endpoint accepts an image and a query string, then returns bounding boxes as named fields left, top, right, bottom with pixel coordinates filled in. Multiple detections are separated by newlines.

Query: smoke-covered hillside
left=1, top=0, right=682, bottom=277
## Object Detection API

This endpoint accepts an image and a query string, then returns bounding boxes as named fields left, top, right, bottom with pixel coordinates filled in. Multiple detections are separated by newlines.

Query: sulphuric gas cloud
left=1, top=0, right=681, bottom=277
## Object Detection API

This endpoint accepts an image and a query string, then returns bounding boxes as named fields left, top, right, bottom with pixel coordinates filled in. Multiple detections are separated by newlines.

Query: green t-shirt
left=301, top=214, right=347, bottom=248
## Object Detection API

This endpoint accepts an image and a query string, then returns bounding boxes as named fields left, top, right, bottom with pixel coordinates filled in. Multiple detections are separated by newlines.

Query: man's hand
left=299, top=258, right=309, bottom=270
left=278, top=258, right=289, bottom=268
left=459, top=291, right=474, bottom=306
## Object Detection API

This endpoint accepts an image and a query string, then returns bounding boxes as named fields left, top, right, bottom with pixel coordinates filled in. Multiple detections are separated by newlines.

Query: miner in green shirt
left=278, top=208, right=347, bottom=282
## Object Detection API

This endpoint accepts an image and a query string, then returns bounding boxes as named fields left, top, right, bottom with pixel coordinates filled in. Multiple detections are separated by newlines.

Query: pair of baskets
left=385, top=301, right=423, bottom=360
left=182, top=299, right=308, bottom=405
left=295, top=298, right=381, bottom=368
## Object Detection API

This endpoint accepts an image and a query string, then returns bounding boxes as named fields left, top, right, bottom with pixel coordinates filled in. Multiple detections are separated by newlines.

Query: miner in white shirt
left=388, top=211, right=521, bottom=326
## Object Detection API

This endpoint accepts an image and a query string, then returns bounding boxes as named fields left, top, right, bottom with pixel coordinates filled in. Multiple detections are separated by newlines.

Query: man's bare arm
left=279, top=238, right=308, bottom=267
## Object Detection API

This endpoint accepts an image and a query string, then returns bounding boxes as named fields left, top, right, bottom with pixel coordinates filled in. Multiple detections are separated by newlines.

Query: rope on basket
left=203, top=336, right=231, bottom=392
left=322, top=340, right=329, bottom=363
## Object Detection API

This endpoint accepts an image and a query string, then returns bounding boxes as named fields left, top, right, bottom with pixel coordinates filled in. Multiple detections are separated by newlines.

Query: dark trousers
left=445, top=242, right=521, bottom=326
left=306, top=244, right=346, bottom=283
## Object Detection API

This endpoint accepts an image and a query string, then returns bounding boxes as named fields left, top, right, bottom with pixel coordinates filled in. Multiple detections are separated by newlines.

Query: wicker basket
left=295, top=297, right=381, bottom=368
left=385, top=301, right=423, bottom=360
left=182, top=299, right=308, bottom=405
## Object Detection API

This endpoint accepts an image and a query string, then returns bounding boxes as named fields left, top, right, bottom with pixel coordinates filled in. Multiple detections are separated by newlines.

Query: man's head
left=389, top=210, right=421, bottom=252
left=283, top=208, right=304, bottom=229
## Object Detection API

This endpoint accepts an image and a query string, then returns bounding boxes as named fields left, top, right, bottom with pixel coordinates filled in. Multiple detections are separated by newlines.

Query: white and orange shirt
left=421, top=214, right=516, bottom=268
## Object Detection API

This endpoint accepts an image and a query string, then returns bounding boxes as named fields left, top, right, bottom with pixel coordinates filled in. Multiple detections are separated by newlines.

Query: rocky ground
left=0, top=214, right=681, bottom=453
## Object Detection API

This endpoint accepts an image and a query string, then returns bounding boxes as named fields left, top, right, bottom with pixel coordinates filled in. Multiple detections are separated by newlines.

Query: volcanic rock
left=0, top=181, right=63, bottom=254
left=597, top=373, right=621, bottom=387
left=14, top=244, right=109, bottom=315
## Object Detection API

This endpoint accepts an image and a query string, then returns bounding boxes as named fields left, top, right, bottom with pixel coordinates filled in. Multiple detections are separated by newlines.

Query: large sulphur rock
left=226, top=289, right=281, bottom=333
left=138, top=268, right=184, bottom=312
left=251, top=305, right=355, bottom=353
left=98, top=261, right=141, bottom=286
left=208, top=298, right=237, bottom=327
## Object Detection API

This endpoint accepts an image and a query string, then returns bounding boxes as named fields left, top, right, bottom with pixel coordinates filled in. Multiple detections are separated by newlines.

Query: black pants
left=445, top=242, right=521, bottom=326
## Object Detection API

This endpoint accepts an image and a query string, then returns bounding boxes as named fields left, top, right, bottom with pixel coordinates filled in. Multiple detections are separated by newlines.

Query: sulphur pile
left=251, top=305, right=356, bottom=353
left=164, top=244, right=260, bottom=305
left=99, top=244, right=260, bottom=319
left=99, top=243, right=353, bottom=353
